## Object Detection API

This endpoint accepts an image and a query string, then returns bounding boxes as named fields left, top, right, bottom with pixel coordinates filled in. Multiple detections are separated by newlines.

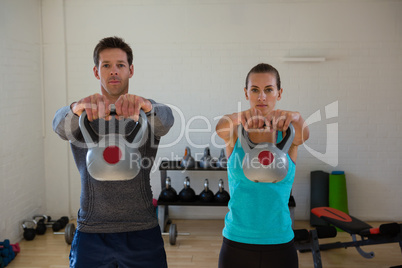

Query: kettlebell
left=158, top=177, right=178, bottom=202
left=79, top=104, right=149, bottom=181
left=180, top=147, right=195, bottom=169
left=199, top=179, right=214, bottom=202
left=217, top=148, right=228, bottom=168
left=179, top=177, right=196, bottom=202
left=33, top=215, right=48, bottom=235
left=214, top=179, right=230, bottom=203
left=22, top=220, right=37, bottom=241
left=239, top=123, right=295, bottom=183
left=199, top=147, right=216, bottom=168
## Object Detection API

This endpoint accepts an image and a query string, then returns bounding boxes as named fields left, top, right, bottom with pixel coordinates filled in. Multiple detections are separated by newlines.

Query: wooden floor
left=6, top=219, right=402, bottom=268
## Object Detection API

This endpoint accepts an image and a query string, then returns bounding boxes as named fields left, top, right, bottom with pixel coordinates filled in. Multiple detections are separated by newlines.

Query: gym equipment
left=239, top=123, right=295, bottom=183
left=310, top=171, right=330, bottom=227
left=33, top=215, right=48, bottom=235
left=79, top=104, right=149, bottom=181
left=217, top=148, right=227, bottom=168
left=214, top=179, right=230, bottom=203
left=199, top=179, right=214, bottom=202
left=295, top=206, right=402, bottom=268
left=64, top=223, right=76, bottom=245
left=180, top=147, right=195, bottom=169
left=199, top=147, right=216, bottom=168
left=328, top=171, right=349, bottom=223
left=178, top=177, right=196, bottom=202
left=49, top=216, right=69, bottom=232
left=294, top=226, right=337, bottom=268
left=21, top=220, right=37, bottom=241
left=53, top=223, right=76, bottom=245
left=158, top=177, right=178, bottom=202
left=161, top=224, right=190, bottom=245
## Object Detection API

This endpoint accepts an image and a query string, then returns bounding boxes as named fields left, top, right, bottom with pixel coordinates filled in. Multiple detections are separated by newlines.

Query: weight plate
left=169, top=224, right=177, bottom=245
left=65, top=223, right=75, bottom=245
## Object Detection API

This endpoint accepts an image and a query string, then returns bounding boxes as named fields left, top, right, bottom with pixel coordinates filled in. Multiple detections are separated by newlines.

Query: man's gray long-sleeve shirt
left=53, top=99, right=174, bottom=233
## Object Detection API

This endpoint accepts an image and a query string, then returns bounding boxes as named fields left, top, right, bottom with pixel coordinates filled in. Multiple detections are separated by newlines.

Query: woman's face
left=244, top=72, right=282, bottom=115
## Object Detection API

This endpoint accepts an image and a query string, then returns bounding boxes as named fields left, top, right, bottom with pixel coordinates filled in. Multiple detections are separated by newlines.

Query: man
left=53, top=36, right=174, bottom=268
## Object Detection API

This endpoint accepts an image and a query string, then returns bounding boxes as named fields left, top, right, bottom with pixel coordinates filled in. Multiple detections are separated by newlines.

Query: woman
left=216, top=63, right=309, bottom=268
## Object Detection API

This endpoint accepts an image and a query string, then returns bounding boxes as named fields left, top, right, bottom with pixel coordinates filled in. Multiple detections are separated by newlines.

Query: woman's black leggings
left=218, top=237, right=298, bottom=268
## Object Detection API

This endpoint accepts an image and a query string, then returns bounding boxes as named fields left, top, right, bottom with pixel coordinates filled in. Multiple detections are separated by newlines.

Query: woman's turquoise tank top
left=222, top=132, right=296, bottom=244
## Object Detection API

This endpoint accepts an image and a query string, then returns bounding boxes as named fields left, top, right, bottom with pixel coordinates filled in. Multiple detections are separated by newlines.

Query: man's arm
left=53, top=105, right=81, bottom=141
left=146, top=99, right=174, bottom=138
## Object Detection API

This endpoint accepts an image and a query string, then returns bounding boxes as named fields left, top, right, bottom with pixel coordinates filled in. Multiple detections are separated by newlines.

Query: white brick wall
left=0, top=0, right=45, bottom=243
left=1, top=1, right=401, bottom=244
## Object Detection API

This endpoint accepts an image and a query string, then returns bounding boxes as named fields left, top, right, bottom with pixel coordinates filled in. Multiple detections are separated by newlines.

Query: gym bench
left=294, top=206, right=402, bottom=268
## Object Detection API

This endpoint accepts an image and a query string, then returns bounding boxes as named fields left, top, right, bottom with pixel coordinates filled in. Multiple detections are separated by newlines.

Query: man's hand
left=71, top=93, right=110, bottom=121
left=114, top=94, right=152, bottom=122
left=71, top=93, right=152, bottom=122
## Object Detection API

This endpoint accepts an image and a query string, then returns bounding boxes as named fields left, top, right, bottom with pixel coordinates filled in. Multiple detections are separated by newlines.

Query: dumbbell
left=54, top=223, right=76, bottom=245
left=48, top=216, right=70, bottom=231
left=161, top=224, right=190, bottom=245
left=21, top=220, right=37, bottom=241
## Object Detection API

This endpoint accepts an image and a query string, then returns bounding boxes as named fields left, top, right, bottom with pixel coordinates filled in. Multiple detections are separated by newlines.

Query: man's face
left=93, top=48, right=134, bottom=99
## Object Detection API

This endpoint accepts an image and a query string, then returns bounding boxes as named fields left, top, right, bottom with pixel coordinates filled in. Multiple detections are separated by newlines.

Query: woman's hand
left=265, top=109, right=309, bottom=146
left=240, top=108, right=268, bottom=132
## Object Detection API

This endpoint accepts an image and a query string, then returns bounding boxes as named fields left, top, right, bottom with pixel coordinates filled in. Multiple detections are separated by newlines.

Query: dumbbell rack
left=157, top=160, right=227, bottom=232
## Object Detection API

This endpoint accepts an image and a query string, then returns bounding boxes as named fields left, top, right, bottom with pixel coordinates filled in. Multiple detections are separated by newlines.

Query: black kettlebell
left=199, top=179, right=214, bottom=202
left=179, top=177, right=196, bottom=202
left=214, top=179, right=230, bottom=203
left=158, top=177, right=178, bottom=202
left=33, top=215, right=48, bottom=235
left=22, top=220, right=37, bottom=241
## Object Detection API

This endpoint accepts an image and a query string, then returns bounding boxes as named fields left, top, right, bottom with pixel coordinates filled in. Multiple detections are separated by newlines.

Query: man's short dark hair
left=93, top=36, right=133, bottom=67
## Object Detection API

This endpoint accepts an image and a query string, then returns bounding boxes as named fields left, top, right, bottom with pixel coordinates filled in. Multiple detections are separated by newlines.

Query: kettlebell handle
left=204, top=179, right=209, bottom=191
left=79, top=104, right=148, bottom=146
left=165, top=177, right=172, bottom=189
left=80, top=104, right=118, bottom=144
left=184, top=147, right=191, bottom=157
left=276, top=123, right=295, bottom=153
left=109, top=104, right=117, bottom=115
left=239, top=123, right=295, bottom=154
left=33, top=214, right=48, bottom=223
left=218, top=179, right=224, bottom=193
left=184, top=177, right=190, bottom=189
left=22, top=220, right=37, bottom=229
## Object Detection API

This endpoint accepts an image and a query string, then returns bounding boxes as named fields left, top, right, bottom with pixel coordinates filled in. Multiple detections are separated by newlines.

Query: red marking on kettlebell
left=103, top=146, right=122, bottom=164
left=258, top=151, right=274, bottom=166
